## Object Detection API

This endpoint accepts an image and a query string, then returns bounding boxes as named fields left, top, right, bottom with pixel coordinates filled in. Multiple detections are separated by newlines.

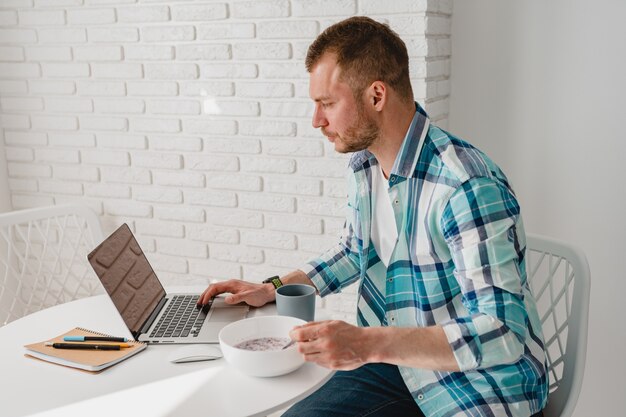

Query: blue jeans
left=282, top=363, right=425, bottom=417
left=282, top=363, right=546, bottom=417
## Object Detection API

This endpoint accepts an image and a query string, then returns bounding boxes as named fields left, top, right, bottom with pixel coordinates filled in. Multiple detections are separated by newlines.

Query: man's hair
left=305, top=16, right=413, bottom=102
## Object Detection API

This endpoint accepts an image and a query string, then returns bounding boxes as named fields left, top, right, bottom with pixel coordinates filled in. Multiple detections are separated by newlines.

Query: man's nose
left=312, top=106, right=328, bottom=129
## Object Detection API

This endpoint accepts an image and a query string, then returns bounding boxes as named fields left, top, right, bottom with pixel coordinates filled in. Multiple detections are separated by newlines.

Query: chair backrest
left=0, top=204, right=104, bottom=326
left=526, top=234, right=591, bottom=417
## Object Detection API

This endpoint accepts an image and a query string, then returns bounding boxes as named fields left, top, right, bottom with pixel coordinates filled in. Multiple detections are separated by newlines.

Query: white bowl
left=218, top=315, right=306, bottom=377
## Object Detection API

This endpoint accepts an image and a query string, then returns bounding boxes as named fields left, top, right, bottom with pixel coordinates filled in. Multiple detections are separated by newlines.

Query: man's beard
left=321, top=106, right=380, bottom=153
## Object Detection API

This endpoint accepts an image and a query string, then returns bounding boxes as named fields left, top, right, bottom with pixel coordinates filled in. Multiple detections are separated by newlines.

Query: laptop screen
left=87, top=223, right=166, bottom=336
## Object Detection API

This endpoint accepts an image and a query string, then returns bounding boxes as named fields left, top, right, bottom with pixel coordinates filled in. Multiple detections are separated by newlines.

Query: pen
left=64, top=336, right=128, bottom=342
left=44, top=342, right=130, bottom=350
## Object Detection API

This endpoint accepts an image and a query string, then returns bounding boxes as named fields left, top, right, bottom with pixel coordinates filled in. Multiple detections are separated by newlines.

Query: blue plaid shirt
left=301, top=104, right=548, bottom=416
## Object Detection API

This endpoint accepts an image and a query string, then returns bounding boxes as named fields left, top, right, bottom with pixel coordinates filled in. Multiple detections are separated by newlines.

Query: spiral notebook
left=24, top=327, right=147, bottom=373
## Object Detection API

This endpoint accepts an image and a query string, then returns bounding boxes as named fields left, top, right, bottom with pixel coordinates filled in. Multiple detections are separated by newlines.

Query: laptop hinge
left=138, top=297, right=168, bottom=338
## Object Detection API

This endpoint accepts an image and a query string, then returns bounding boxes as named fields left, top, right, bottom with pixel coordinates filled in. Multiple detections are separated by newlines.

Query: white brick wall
left=0, top=0, right=452, bottom=323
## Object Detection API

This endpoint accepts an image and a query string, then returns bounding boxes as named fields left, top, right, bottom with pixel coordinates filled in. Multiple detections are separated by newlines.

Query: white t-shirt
left=370, top=165, right=398, bottom=267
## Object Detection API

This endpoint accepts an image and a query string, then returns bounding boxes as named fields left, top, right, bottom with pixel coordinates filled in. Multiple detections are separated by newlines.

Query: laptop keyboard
left=150, top=295, right=212, bottom=338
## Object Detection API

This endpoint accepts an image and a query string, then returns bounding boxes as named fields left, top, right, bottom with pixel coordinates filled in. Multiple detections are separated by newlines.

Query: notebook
left=24, top=327, right=146, bottom=373
left=87, top=223, right=249, bottom=344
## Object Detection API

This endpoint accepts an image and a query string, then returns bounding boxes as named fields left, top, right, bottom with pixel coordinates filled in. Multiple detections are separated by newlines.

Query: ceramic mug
left=275, top=284, right=316, bottom=322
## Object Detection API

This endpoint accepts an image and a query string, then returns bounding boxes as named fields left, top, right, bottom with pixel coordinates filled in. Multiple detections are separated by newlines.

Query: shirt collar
left=389, top=102, right=430, bottom=179
left=349, top=102, right=430, bottom=179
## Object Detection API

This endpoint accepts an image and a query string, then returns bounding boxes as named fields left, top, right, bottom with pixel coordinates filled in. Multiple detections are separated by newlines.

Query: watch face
left=263, top=276, right=282, bottom=288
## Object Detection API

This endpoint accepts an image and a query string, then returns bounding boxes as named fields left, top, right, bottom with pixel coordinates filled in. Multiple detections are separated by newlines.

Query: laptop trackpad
left=209, top=306, right=248, bottom=322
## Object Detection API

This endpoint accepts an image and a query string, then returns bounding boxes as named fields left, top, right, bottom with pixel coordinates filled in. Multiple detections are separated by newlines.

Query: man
left=198, top=16, right=547, bottom=417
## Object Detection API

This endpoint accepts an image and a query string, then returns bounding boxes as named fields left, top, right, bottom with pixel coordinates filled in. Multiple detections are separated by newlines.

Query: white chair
left=526, top=234, right=591, bottom=417
left=0, top=204, right=104, bottom=326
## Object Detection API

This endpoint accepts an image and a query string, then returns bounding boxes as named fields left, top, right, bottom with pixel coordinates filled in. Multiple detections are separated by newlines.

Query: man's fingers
left=225, top=290, right=248, bottom=304
left=197, top=281, right=234, bottom=306
left=197, top=289, right=210, bottom=306
left=294, top=321, right=319, bottom=329
left=197, top=285, right=217, bottom=306
left=297, top=338, right=323, bottom=355
left=290, top=321, right=323, bottom=341
left=302, top=351, right=323, bottom=363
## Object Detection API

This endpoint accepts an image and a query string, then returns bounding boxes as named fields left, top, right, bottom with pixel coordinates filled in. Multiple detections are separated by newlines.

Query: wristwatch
left=262, top=275, right=283, bottom=289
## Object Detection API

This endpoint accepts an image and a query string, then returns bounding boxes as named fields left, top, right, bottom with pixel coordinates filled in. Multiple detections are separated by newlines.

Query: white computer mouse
left=168, top=345, right=223, bottom=363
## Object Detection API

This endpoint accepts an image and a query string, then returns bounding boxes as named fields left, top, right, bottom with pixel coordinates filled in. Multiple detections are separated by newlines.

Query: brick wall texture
left=0, top=0, right=452, bottom=322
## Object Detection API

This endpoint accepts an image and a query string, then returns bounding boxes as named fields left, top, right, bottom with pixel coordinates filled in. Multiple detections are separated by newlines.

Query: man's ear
left=366, top=81, right=386, bottom=111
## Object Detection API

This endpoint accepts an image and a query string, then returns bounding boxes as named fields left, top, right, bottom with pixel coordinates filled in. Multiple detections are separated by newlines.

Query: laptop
left=87, top=223, right=249, bottom=344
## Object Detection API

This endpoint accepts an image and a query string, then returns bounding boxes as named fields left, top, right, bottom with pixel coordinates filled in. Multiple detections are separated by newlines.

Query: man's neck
left=368, top=102, right=416, bottom=179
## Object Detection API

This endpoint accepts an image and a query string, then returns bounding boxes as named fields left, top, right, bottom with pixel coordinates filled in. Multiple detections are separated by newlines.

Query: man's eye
left=321, top=102, right=333, bottom=108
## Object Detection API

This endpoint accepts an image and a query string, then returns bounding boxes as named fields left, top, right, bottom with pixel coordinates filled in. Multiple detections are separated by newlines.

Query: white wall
left=449, top=1, right=626, bottom=415
left=0, top=135, right=10, bottom=212
left=0, top=0, right=452, bottom=321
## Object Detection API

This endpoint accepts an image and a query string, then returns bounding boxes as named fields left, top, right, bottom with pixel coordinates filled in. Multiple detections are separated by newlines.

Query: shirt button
left=394, top=200, right=399, bottom=205
left=417, top=394, right=424, bottom=400
left=391, top=317, right=395, bottom=322
left=388, top=278, right=393, bottom=282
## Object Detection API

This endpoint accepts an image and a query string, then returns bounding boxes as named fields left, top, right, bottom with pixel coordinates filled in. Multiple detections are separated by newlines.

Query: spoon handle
left=282, top=339, right=296, bottom=350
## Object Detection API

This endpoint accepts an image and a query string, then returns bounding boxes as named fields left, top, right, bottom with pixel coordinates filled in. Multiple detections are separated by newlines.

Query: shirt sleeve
left=439, top=176, right=530, bottom=371
left=300, top=173, right=362, bottom=297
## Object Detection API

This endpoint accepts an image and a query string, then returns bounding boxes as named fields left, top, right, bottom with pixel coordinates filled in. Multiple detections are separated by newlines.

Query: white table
left=0, top=290, right=334, bottom=417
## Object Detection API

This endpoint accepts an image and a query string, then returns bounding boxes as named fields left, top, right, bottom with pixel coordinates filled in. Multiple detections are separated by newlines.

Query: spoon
left=281, top=339, right=296, bottom=350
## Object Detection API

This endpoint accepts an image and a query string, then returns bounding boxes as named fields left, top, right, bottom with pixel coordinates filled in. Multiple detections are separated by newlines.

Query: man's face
left=309, top=54, right=379, bottom=153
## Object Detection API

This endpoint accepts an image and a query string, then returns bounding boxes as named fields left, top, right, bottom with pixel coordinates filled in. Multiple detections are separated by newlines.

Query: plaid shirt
left=301, top=104, right=548, bottom=417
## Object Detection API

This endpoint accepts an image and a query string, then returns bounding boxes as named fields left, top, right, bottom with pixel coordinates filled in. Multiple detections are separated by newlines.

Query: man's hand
left=197, top=279, right=275, bottom=308
left=289, top=320, right=372, bottom=370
